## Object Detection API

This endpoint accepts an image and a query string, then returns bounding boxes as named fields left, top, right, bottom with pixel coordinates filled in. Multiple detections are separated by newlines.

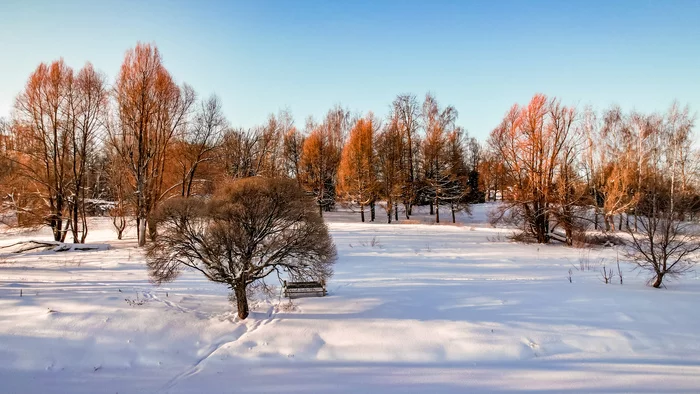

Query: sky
left=0, top=0, right=699, bottom=141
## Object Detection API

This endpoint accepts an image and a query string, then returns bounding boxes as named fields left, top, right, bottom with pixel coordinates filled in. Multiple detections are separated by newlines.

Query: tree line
left=485, top=94, right=697, bottom=243
left=0, top=43, right=481, bottom=247
left=486, top=94, right=698, bottom=288
left=0, top=43, right=697, bottom=288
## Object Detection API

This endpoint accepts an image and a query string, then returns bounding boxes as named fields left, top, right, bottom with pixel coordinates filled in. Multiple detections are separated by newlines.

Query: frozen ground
left=0, top=204, right=699, bottom=393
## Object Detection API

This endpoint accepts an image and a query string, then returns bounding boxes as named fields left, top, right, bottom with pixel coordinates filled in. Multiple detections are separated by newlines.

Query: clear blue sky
left=1, top=0, right=698, bottom=141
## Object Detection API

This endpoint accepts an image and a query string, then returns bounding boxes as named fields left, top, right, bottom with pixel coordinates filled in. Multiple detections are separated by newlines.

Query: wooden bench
left=283, top=280, right=327, bottom=298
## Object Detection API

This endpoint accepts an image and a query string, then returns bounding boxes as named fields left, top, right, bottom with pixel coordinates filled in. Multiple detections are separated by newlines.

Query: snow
left=1, top=204, right=699, bottom=393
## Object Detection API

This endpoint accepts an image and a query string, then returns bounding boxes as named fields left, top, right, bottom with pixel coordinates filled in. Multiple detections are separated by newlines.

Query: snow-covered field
left=1, top=204, right=699, bottom=393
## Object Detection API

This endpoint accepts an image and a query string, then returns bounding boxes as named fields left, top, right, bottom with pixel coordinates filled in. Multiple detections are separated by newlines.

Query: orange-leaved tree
left=488, top=94, right=576, bottom=243
left=299, top=107, right=347, bottom=216
left=11, top=59, right=107, bottom=242
left=337, top=114, right=378, bottom=222
left=109, top=42, right=195, bottom=246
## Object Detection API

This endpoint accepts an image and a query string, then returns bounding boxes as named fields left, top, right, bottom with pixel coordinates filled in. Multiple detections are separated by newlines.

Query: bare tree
left=175, top=94, right=226, bottom=197
left=0, top=117, right=13, bottom=224
left=0, top=118, right=11, bottom=185
left=106, top=147, right=130, bottom=240
left=12, top=60, right=75, bottom=241
left=67, top=63, right=108, bottom=243
left=551, top=140, right=589, bottom=244
left=421, top=93, right=460, bottom=223
left=628, top=197, right=700, bottom=288
left=283, top=126, right=304, bottom=183
left=581, top=106, right=603, bottom=229
left=146, top=177, right=337, bottom=319
left=443, top=128, right=472, bottom=223
left=392, top=94, right=421, bottom=218
left=627, top=103, right=699, bottom=288
left=218, top=110, right=295, bottom=182
left=255, top=114, right=285, bottom=177
left=549, top=101, right=586, bottom=244
left=464, top=136, right=483, bottom=203
left=376, top=115, right=404, bottom=223
left=277, top=110, right=303, bottom=182
left=10, top=61, right=108, bottom=243
left=220, top=127, right=259, bottom=178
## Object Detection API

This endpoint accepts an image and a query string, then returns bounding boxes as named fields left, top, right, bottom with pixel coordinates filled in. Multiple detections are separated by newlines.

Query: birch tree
left=376, top=116, right=404, bottom=223
left=627, top=104, right=698, bottom=288
left=392, top=94, right=421, bottom=218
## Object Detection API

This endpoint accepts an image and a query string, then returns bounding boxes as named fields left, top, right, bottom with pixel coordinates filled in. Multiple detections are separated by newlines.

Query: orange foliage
left=489, top=94, right=576, bottom=243
left=11, top=59, right=107, bottom=241
left=337, top=114, right=377, bottom=221
left=111, top=42, right=195, bottom=246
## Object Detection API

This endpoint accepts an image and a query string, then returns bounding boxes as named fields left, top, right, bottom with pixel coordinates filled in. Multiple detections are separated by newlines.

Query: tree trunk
left=435, top=200, right=440, bottom=223
left=360, top=204, right=365, bottom=223
left=536, top=220, right=546, bottom=243
left=80, top=205, right=88, bottom=244
left=652, top=272, right=664, bottom=288
left=60, top=219, right=70, bottom=242
left=148, top=216, right=157, bottom=242
left=52, top=217, right=63, bottom=242
left=234, top=282, right=249, bottom=319
left=370, top=201, right=375, bottom=222
left=594, top=207, right=599, bottom=230
left=138, top=218, right=147, bottom=247
left=71, top=204, right=80, bottom=243
left=430, top=202, right=434, bottom=215
left=78, top=194, right=88, bottom=244
left=534, top=206, right=548, bottom=243
left=394, top=204, right=398, bottom=221
left=618, top=214, right=623, bottom=232
left=451, top=204, right=456, bottom=224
